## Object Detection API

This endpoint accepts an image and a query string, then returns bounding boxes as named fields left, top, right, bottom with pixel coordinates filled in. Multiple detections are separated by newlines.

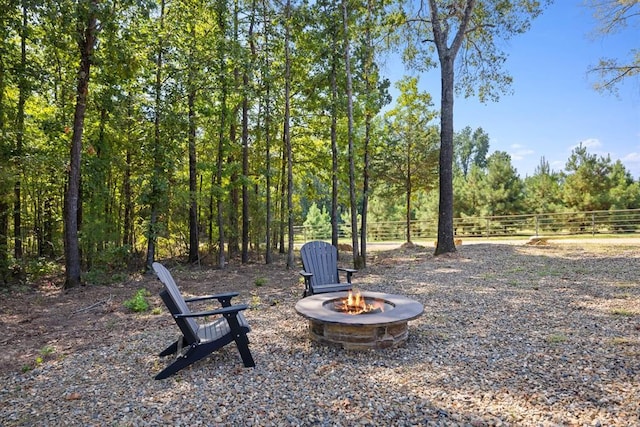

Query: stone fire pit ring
left=294, top=291, right=424, bottom=350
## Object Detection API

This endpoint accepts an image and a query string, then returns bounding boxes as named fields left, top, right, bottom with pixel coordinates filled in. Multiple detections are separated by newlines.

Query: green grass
left=546, top=333, right=568, bottom=344
left=610, top=308, right=636, bottom=317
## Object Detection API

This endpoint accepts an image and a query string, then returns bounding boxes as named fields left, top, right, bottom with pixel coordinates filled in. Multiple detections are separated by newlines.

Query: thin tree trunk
left=278, top=147, right=286, bottom=253
left=122, top=145, right=133, bottom=247
left=360, top=0, right=374, bottom=268
left=406, top=139, right=412, bottom=243
left=284, top=0, right=294, bottom=268
left=0, top=26, right=8, bottom=283
left=330, top=25, right=339, bottom=249
left=0, top=198, right=7, bottom=284
left=64, top=0, right=99, bottom=288
left=187, top=22, right=199, bottom=264
left=342, top=0, right=360, bottom=265
left=146, top=0, right=166, bottom=271
left=241, top=0, right=256, bottom=264
left=263, top=0, right=272, bottom=264
left=228, top=0, right=241, bottom=260
left=14, top=0, right=27, bottom=260
left=214, top=0, right=228, bottom=268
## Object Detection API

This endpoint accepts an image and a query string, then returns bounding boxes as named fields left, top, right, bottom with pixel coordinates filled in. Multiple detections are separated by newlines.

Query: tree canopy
left=586, top=0, right=640, bottom=93
left=0, top=0, right=638, bottom=286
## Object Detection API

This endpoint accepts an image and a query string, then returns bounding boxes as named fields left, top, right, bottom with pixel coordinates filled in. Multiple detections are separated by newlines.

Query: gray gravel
left=2, top=241, right=640, bottom=426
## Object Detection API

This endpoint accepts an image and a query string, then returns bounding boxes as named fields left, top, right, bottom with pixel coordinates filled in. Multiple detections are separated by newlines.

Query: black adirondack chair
left=152, top=262, right=255, bottom=380
left=299, top=241, right=356, bottom=297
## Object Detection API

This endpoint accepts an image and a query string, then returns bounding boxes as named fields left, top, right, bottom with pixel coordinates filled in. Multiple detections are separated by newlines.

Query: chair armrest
left=184, top=292, right=239, bottom=307
left=338, top=267, right=357, bottom=284
left=299, top=271, right=313, bottom=278
left=174, top=303, right=248, bottom=319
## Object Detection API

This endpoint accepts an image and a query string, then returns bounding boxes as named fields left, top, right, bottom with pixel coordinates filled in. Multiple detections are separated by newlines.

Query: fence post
left=535, top=215, right=539, bottom=236
left=591, top=213, right=596, bottom=236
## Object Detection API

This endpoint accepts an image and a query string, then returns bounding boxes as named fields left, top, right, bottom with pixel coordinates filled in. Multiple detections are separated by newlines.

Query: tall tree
left=454, top=125, right=489, bottom=177
left=586, top=0, right=639, bottom=93
left=478, top=151, right=524, bottom=216
left=375, top=76, right=439, bottom=243
left=145, top=0, right=167, bottom=272
left=187, top=16, right=199, bottom=264
left=358, top=0, right=389, bottom=267
left=399, top=0, right=548, bottom=255
left=13, top=0, right=28, bottom=260
left=523, top=157, right=563, bottom=214
left=562, top=143, right=613, bottom=212
left=284, top=0, right=294, bottom=268
left=64, top=0, right=100, bottom=288
left=0, top=0, right=18, bottom=283
left=608, top=160, right=640, bottom=210
left=262, top=0, right=273, bottom=264
left=241, top=0, right=257, bottom=263
left=342, top=0, right=360, bottom=265
left=214, top=0, right=229, bottom=268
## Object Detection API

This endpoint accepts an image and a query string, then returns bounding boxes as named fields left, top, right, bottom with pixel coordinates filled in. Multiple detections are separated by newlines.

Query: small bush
left=124, top=289, right=151, bottom=312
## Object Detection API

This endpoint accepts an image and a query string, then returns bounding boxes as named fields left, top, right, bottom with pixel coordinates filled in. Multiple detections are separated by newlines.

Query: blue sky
left=383, top=1, right=640, bottom=178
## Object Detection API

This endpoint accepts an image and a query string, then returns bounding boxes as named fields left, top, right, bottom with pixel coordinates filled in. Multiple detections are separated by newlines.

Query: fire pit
left=294, top=290, right=424, bottom=350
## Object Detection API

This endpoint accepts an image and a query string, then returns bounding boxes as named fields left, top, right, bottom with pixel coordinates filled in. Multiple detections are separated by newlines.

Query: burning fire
left=334, top=290, right=383, bottom=315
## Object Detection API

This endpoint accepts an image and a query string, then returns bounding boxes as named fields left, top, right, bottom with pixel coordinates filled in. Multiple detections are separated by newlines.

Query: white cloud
left=509, top=144, right=535, bottom=161
left=570, top=138, right=602, bottom=152
left=622, top=152, right=640, bottom=163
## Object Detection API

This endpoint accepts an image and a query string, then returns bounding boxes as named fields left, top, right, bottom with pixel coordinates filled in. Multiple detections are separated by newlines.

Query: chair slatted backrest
left=300, top=241, right=339, bottom=289
left=152, top=262, right=200, bottom=344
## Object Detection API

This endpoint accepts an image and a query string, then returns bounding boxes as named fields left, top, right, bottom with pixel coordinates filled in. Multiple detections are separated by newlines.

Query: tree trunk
left=215, top=0, right=228, bottom=268
left=14, top=1, right=27, bottom=260
left=0, top=28, right=8, bottom=283
left=284, top=0, right=294, bottom=268
left=342, top=0, right=360, bottom=266
left=216, top=97, right=227, bottom=269
left=241, top=86, right=249, bottom=263
left=122, top=147, right=133, bottom=248
left=64, top=0, right=99, bottom=288
left=0, top=198, right=7, bottom=284
left=429, top=0, right=475, bottom=255
left=146, top=0, right=166, bottom=272
left=262, top=0, right=272, bottom=264
left=330, top=34, right=339, bottom=249
left=241, top=0, right=256, bottom=264
left=278, top=149, right=286, bottom=253
left=406, top=140, right=412, bottom=244
left=42, top=188, right=54, bottom=257
left=360, top=0, right=375, bottom=268
left=434, top=55, right=457, bottom=255
left=187, top=23, right=199, bottom=264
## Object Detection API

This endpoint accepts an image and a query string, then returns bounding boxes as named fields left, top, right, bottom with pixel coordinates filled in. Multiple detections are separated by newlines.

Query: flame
left=335, top=290, right=383, bottom=315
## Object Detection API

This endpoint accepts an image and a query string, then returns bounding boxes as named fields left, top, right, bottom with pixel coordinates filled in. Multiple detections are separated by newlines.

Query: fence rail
left=294, top=208, right=640, bottom=242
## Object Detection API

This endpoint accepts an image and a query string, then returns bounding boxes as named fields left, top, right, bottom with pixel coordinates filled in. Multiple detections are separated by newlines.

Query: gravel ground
left=2, top=240, right=640, bottom=426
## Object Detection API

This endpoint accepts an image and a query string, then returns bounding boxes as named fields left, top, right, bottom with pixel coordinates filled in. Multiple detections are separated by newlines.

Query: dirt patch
left=0, top=255, right=300, bottom=376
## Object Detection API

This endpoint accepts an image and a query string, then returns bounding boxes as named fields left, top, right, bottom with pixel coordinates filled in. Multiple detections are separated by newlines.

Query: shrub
left=124, top=288, right=151, bottom=312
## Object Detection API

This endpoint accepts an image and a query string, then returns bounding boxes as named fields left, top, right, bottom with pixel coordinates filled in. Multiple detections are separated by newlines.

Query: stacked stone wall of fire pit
left=295, top=290, right=424, bottom=350
left=310, top=319, right=409, bottom=349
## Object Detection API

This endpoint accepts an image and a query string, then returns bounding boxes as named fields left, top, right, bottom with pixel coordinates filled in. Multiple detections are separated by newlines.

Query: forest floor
left=1, top=237, right=640, bottom=425
left=1, top=236, right=638, bottom=376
